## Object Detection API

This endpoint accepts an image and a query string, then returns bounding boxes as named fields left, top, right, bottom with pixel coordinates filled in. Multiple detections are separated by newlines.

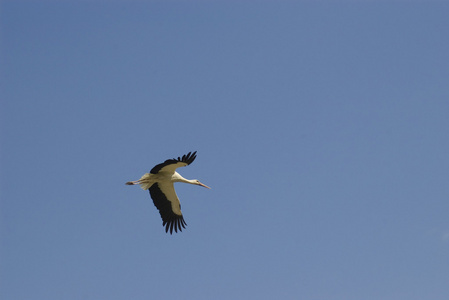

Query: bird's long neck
left=172, top=172, right=196, bottom=185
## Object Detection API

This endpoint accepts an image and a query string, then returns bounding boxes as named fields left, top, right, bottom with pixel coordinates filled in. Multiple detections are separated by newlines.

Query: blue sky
left=1, top=1, right=449, bottom=299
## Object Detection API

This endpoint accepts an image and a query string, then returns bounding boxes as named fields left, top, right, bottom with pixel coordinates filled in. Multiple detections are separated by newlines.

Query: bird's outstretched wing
left=150, top=151, right=197, bottom=174
left=149, top=182, right=187, bottom=234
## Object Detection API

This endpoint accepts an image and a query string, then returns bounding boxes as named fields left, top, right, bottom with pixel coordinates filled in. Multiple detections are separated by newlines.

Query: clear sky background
left=1, top=1, right=449, bottom=299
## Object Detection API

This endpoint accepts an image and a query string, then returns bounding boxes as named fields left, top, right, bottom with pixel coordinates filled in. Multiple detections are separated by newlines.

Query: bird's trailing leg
left=125, top=180, right=141, bottom=185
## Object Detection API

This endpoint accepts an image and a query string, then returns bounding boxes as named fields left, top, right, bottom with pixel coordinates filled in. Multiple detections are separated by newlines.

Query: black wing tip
left=150, top=151, right=198, bottom=174
left=164, top=216, right=187, bottom=234
left=176, top=151, right=197, bottom=165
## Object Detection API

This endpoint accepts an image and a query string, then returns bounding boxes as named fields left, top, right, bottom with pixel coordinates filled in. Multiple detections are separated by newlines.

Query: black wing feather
left=150, top=151, right=197, bottom=174
left=149, top=183, right=187, bottom=234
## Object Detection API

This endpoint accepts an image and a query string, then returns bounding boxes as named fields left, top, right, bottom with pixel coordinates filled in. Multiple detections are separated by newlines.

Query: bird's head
left=194, top=180, right=211, bottom=189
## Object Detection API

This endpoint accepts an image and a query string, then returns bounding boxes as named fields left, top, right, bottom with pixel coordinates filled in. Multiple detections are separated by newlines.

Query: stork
left=126, top=151, right=210, bottom=234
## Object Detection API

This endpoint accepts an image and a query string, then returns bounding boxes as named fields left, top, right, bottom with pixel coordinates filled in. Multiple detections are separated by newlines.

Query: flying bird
left=126, top=151, right=210, bottom=234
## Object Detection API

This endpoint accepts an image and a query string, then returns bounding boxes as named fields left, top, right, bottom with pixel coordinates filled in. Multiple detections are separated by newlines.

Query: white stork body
left=126, top=151, right=210, bottom=234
